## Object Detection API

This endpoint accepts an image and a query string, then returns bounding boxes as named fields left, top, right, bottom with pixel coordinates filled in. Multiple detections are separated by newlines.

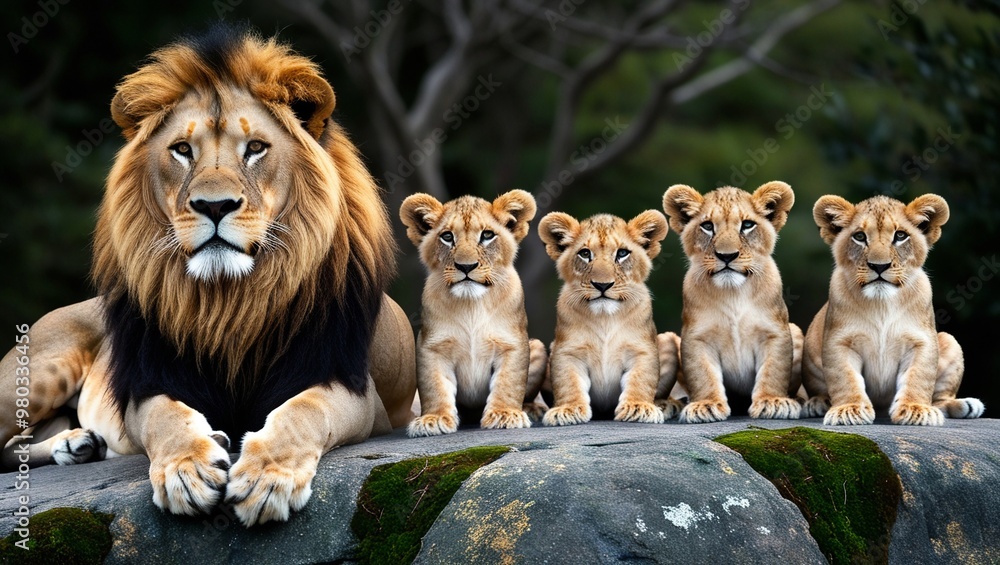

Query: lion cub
left=662, top=181, right=803, bottom=423
left=538, top=210, right=680, bottom=425
left=400, top=190, right=547, bottom=436
left=803, top=194, right=984, bottom=425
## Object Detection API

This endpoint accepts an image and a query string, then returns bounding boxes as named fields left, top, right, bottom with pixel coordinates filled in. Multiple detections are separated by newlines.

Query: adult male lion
left=0, top=25, right=416, bottom=526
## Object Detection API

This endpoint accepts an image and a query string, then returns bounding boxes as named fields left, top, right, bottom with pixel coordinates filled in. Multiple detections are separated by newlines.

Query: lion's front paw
left=749, top=397, right=801, bottom=420
left=542, top=404, right=592, bottom=426
left=52, top=429, right=107, bottom=465
left=225, top=432, right=319, bottom=526
left=481, top=408, right=531, bottom=429
left=407, top=414, right=459, bottom=437
left=823, top=403, right=875, bottom=425
left=678, top=400, right=731, bottom=424
left=656, top=398, right=685, bottom=420
left=150, top=432, right=231, bottom=516
left=615, top=401, right=664, bottom=424
left=802, top=396, right=831, bottom=418
left=890, top=403, right=944, bottom=426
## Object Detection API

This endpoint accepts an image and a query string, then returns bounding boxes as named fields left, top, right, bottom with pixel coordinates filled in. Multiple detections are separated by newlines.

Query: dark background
left=1, top=0, right=996, bottom=411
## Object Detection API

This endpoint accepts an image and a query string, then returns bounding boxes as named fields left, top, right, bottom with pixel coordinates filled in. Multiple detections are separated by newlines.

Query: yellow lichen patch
left=930, top=520, right=998, bottom=564
left=462, top=499, right=535, bottom=565
left=932, top=453, right=957, bottom=470
left=901, top=487, right=916, bottom=506
left=961, top=461, right=980, bottom=481
left=112, top=515, right=138, bottom=560
left=720, top=460, right=736, bottom=475
left=896, top=453, right=921, bottom=473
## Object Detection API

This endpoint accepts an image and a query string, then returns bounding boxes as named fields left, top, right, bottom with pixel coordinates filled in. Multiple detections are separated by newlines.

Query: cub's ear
left=627, top=210, right=669, bottom=259
left=662, top=185, right=704, bottom=235
left=400, top=193, right=444, bottom=247
left=538, top=212, right=581, bottom=260
left=751, top=181, right=795, bottom=231
left=492, top=189, right=537, bottom=243
left=905, top=193, right=950, bottom=245
left=812, top=195, right=855, bottom=245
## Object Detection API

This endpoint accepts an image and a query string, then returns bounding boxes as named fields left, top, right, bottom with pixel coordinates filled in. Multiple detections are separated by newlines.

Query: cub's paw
left=655, top=398, right=685, bottom=420
left=615, top=401, right=665, bottom=424
left=407, top=414, right=459, bottom=437
left=149, top=432, right=231, bottom=516
left=802, top=396, right=831, bottom=418
left=937, top=398, right=985, bottom=419
left=749, top=397, right=801, bottom=420
left=823, top=403, right=875, bottom=426
left=542, top=404, right=592, bottom=426
left=225, top=432, right=319, bottom=526
left=890, top=403, right=944, bottom=426
left=482, top=408, right=532, bottom=430
left=522, top=402, right=548, bottom=423
left=678, top=401, right=731, bottom=424
left=52, top=429, right=107, bottom=465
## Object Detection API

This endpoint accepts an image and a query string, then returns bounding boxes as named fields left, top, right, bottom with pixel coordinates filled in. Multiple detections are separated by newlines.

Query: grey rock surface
left=2, top=417, right=998, bottom=564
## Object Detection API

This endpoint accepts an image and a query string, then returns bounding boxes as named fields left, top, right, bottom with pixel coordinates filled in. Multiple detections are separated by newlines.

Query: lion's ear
left=662, top=185, right=704, bottom=235
left=813, top=195, right=855, bottom=245
left=627, top=210, right=669, bottom=259
left=905, top=193, right=950, bottom=245
left=270, top=65, right=336, bottom=140
left=538, top=212, right=580, bottom=260
left=492, top=190, right=537, bottom=242
left=751, top=181, right=795, bottom=231
left=110, top=90, right=139, bottom=140
left=399, top=193, right=444, bottom=247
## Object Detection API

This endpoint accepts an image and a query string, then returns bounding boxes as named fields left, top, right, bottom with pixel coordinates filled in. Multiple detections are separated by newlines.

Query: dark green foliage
left=715, top=427, right=901, bottom=565
left=350, top=445, right=510, bottom=564
left=0, top=507, right=113, bottom=564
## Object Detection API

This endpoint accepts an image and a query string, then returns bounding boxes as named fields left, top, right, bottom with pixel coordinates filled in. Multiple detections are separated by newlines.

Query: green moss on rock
left=351, top=445, right=511, bottom=564
left=0, top=507, right=113, bottom=564
left=715, top=427, right=901, bottom=565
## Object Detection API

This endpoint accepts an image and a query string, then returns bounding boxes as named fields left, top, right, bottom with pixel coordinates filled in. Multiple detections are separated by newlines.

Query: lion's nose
left=715, top=252, right=738, bottom=264
left=868, top=262, right=890, bottom=275
left=591, top=281, right=614, bottom=293
left=191, top=198, right=242, bottom=225
left=455, top=262, right=479, bottom=274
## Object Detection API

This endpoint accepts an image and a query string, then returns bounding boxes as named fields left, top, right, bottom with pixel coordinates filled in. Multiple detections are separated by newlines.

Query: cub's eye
left=852, top=232, right=867, bottom=243
left=578, top=248, right=592, bottom=261
left=244, top=140, right=269, bottom=163
left=480, top=230, right=495, bottom=243
left=169, top=142, right=192, bottom=159
left=700, top=221, right=714, bottom=233
left=741, top=220, right=756, bottom=231
left=439, top=231, right=454, bottom=244
left=616, top=249, right=631, bottom=262
left=894, top=230, right=909, bottom=243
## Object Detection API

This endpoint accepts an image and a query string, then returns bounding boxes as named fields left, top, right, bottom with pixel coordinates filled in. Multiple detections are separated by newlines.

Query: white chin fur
left=588, top=299, right=621, bottom=315
left=712, top=270, right=747, bottom=288
left=861, top=281, right=899, bottom=300
left=450, top=281, right=489, bottom=299
left=186, top=247, right=255, bottom=281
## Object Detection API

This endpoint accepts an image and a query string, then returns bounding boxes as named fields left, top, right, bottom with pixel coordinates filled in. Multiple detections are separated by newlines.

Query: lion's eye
left=480, top=230, right=495, bottom=243
left=741, top=220, right=756, bottom=232
left=853, top=232, right=867, bottom=243
left=616, top=249, right=631, bottom=262
left=244, top=140, right=269, bottom=165
left=700, top=221, right=714, bottom=233
left=169, top=142, right=192, bottom=160
left=894, top=230, right=909, bottom=243
left=578, top=249, right=592, bottom=261
left=439, top=231, right=454, bottom=244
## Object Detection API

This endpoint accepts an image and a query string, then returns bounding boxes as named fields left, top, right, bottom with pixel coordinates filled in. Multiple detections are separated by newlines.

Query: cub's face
left=538, top=211, right=668, bottom=315
left=147, top=90, right=298, bottom=281
left=663, top=181, right=794, bottom=289
left=400, top=190, right=537, bottom=299
left=813, top=194, right=949, bottom=300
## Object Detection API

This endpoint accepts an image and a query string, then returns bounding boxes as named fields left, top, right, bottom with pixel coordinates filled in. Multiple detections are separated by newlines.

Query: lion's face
left=149, top=90, right=297, bottom=281
left=400, top=190, right=537, bottom=300
left=538, top=211, right=667, bottom=315
left=813, top=194, right=949, bottom=300
left=663, top=182, right=794, bottom=289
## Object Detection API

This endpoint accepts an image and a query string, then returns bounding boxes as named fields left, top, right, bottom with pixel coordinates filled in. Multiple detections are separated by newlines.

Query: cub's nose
left=191, top=198, right=242, bottom=225
left=715, top=252, right=738, bottom=264
left=591, top=281, right=614, bottom=293
left=867, top=262, right=890, bottom=275
left=455, top=262, right=479, bottom=274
